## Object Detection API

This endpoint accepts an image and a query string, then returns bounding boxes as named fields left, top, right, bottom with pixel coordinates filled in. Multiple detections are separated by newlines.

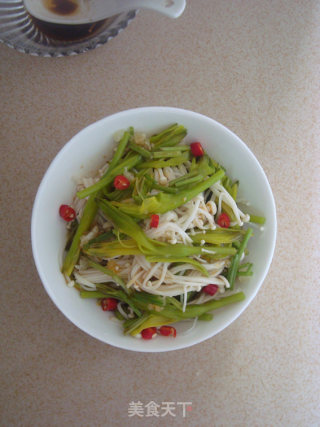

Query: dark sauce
left=32, top=17, right=110, bottom=41
left=44, top=0, right=79, bottom=16
left=28, top=0, right=114, bottom=42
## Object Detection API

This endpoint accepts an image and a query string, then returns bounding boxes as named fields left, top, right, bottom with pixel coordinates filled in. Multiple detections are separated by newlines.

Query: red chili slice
left=150, top=214, right=160, bottom=228
left=141, top=327, right=157, bottom=340
left=59, top=204, right=76, bottom=222
left=217, top=212, right=230, bottom=228
left=113, top=175, right=130, bottom=190
left=190, top=142, right=204, bottom=157
left=159, top=325, right=177, bottom=337
left=203, top=284, right=219, bottom=296
left=101, top=298, right=118, bottom=311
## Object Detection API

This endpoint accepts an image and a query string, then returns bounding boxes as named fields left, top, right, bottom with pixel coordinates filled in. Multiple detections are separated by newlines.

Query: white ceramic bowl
left=31, top=107, right=277, bottom=352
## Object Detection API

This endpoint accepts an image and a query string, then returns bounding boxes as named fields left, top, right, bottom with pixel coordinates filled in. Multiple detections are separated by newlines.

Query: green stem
left=198, top=313, right=213, bottom=321
left=144, top=174, right=178, bottom=194
left=104, top=186, right=133, bottom=201
left=62, top=195, right=98, bottom=276
left=192, top=229, right=245, bottom=245
left=128, top=141, right=152, bottom=159
left=130, top=292, right=166, bottom=307
left=150, top=124, right=187, bottom=148
left=160, top=145, right=190, bottom=151
left=123, top=313, right=150, bottom=335
left=237, top=271, right=253, bottom=277
left=136, top=154, right=189, bottom=170
left=230, top=181, right=239, bottom=200
left=129, top=314, right=178, bottom=335
left=227, top=228, right=253, bottom=289
left=249, top=215, right=266, bottom=225
left=86, top=259, right=129, bottom=294
left=79, top=290, right=106, bottom=299
left=105, top=131, right=130, bottom=174
left=131, top=292, right=245, bottom=319
left=145, top=255, right=209, bottom=277
left=152, top=151, right=184, bottom=158
left=94, top=284, right=141, bottom=317
left=169, top=169, right=199, bottom=186
left=201, top=245, right=237, bottom=256
left=112, top=169, right=225, bottom=218
left=77, top=154, right=141, bottom=199
left=149, top=124, right=179, bottom=144
left=174, top=175, right=203, bottom=187
left=87, top=231, right=114, bottom=245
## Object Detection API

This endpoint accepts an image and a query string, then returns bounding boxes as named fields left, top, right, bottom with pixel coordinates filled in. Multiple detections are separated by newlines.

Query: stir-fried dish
left=59, top=124, right=265, bottom=340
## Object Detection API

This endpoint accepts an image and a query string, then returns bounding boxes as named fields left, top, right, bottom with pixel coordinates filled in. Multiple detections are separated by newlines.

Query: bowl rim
left=31, top=106, right=277, bottom=352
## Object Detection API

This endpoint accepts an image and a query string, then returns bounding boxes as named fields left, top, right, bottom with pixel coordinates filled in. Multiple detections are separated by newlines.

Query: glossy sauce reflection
left=30, top=0, right=112, bottom=41
left=43, top=0, right=79, bottom=16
